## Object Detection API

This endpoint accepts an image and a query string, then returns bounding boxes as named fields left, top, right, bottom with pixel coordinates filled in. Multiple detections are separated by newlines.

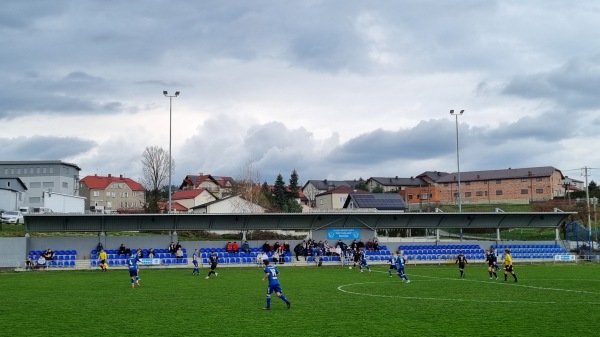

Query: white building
left=0, top=161, right=81, bottom=209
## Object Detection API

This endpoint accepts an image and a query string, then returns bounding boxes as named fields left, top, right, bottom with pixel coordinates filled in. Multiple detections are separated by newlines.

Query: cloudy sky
left=2, top=1, right=599, bottom=186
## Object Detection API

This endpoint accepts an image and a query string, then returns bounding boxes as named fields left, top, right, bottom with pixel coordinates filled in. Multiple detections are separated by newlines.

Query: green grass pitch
left=2, top=263, right=599, bottom=336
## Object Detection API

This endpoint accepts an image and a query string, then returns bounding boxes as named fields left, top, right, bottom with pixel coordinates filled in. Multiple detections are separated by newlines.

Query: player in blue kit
left=192, top=249, right=200, bottom=276
left=395, top=250, right=410, bottom=283
left=261, top=260, right=291, bottom=310
left=358, top=248, right=371, bottom=273
left=128, top=252, right=141, bottom=288
left=388, top=253, right=397, bottom=277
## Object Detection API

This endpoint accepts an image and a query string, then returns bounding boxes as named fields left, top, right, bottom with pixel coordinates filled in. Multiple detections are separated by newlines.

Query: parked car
left=1, top=211, right=24, bottom=224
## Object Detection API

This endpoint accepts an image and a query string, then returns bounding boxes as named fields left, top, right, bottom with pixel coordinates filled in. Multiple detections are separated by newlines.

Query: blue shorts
left=389, top=265, right=397, bottom=270
left=193, top=260, right=198, bottom=267
left=267, top=284, right=283, bottom=295
left=129, top=269, right=138, bottom=277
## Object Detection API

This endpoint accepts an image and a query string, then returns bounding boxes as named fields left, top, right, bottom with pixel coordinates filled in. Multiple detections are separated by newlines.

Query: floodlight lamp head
left=175, top=91, right=180, bottom=97
left=163, top=91, right=168, bottom=96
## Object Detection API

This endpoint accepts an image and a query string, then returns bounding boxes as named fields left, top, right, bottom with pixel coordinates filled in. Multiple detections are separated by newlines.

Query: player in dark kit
left=205, top=251, right=219, bottom=279
left=127, top=252, right=141, bottom=288
left=485, top=249, right=498, bottom=280
left=455, top=251, right=468, bottom=278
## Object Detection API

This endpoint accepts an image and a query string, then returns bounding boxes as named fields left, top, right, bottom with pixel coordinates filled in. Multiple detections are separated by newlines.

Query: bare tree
left=230, top=160, right=271, bottom=212
left=140, top=146, right=175, bottom=191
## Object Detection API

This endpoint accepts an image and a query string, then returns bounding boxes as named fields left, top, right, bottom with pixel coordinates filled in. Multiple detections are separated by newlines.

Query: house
left=302, top=179, right=361, bottom=207
left=189, top=194, right=267, bottom=213
left=79, top=174, right=146, bottom=213
left=343, top=192, right=408, bottom=211
left=398, top=171, right=448, bottom=206
left=314, top=186, right=369, bottom=210
left=170, top=189, right=217, bottom=211
left=0, top=160, right=81, bottom=209
left=436, top=166, right=564, bottom=204
left=366, top=176, right=430, bottom=193
left=0, top=177, right=28, bottom=211
left=179, top=173, right=235, bottom=198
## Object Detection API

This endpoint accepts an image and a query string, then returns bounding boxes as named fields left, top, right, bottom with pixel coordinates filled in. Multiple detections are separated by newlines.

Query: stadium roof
left=24, top=211, right=575, bottom=233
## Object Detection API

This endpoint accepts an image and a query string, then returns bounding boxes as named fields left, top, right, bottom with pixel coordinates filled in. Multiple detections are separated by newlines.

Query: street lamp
left=163, top=90, right=180, bottom=213
left=450, top=109, right=464, bottom=213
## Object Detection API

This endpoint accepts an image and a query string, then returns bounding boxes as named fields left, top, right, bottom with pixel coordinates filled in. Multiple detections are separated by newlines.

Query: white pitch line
left=412, top=274, right=600, bottom=295
left=337, top=281, right=560, bottom=304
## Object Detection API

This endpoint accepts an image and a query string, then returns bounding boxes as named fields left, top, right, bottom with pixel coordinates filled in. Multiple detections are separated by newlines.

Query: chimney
left=108, top=174, right=112, bottom=178
left=119, top=174, right=123, bottom=179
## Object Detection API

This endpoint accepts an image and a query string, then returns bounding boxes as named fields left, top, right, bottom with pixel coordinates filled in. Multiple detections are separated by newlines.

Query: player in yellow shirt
left=98, top=249, right=108, bottom=271
left=503, top=248, right=518, bottom=283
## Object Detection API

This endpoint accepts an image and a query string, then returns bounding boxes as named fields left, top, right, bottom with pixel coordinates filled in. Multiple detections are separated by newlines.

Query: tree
left=286, top=169, right=303, bottom=213
left=354, top=178, right=367, bottom=191
left=140, top=146, right=175, bottom=213
left=272, top=174, right=287, bottom=211
left=230, top=160, right=271, bottom=212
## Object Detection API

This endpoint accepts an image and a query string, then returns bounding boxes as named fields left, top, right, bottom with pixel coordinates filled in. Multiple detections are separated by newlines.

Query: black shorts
left=488, top=263, right=495, bottom=267
left=210, top=263, right=218, bottom=270
left=353, top=256, right=360, bottom=263
left=505, top=265, right=513, bottom=272
left=458, top=263, right=465, bottom=269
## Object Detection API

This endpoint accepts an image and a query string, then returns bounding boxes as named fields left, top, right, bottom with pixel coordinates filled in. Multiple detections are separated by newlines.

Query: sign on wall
left=327, top=228, right=361, bottom=240
left=140, top=258, right=161, bottom=265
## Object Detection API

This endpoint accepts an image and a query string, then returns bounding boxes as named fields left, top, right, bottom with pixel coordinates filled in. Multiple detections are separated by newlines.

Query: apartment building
left=79, top=174, right=146, bottom=212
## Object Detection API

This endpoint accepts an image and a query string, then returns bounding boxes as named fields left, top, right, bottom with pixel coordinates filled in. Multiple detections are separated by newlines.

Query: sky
left=1, top=0, right=599, bottom=187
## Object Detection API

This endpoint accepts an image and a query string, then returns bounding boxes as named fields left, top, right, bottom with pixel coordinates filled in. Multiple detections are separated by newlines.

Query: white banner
left=140, top=258, right=161, bottom=265
left=553, top=254, right=576, bottom=262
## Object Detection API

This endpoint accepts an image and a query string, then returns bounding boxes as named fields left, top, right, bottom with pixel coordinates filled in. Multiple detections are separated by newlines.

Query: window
left=29, top=197, right=41, bottom=203
left=62, top=182, right=68, bottom=189
left=453, top=192, right=459, bottom=197
left=465, top=192, right=472, bottom=197
left=29, top=168, right=34, bottom=174
left=476, top=191, right=484, bottom=196
left=521, top=178, right=527, bottom=182
left=43, top=168, right=47, bottom=174
left=536, top=177, right=543, bottom=181
left=536, top=188, right=544, bottom=194
left=521, top=189, right=528, bottom=194
left=49, top=167, right=53, bottom=174
left=42, top=182, right=54, bottom=188
left=443, top=183, right=448, bottom=187
left=484, top=181, right=488, bottom=185
left=93, top=191, right=100, bottom=197
left=36, top=167, right=41, bottom=173
left=106, top=192, right=111, bottom=197
left=408, top=194, right=413, bottom=200
left=3, top=169, right=7, bottom=175
left=17, top=168, right=22, bottom=174
left=10, top=168, right=15, bottom=174
left=465, top=182, right=470, bottom=186
left=420, top=193, right=429, bottom=200
left=496, top=180, right=502, bottom=184
left=496, top=190, right=503, bottom=195
left=30, top=182, right=41, bottom=188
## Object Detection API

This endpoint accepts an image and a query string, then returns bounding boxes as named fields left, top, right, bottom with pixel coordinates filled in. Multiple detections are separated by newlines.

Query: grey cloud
left=0, top=136, right=96, bottom=160
left=501, top=57, right=600, bottom=110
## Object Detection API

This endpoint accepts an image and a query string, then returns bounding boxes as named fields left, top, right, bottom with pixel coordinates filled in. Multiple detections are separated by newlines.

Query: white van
left=19, top=206, right=33, bottom=214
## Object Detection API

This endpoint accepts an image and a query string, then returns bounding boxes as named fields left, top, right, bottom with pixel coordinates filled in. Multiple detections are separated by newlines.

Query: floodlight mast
left=163, top=91, right=180, bottom=213
left=450, top=110, right=464, bottom=213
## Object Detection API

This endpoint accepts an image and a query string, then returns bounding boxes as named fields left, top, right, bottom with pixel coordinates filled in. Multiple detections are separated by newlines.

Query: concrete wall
left=0, top=237, right=27, bottom=267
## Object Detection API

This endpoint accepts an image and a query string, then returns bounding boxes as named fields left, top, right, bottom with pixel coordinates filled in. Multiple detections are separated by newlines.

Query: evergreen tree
left=273, top=174, right=287, bottom=211
left=354, top=178, right=367, bottom=191
left=286, top=169, right=303, bottom=213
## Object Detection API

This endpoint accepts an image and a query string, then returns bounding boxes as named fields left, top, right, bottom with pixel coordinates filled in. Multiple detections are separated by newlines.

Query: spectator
left=96, top=242, right=103, bottom=253
left=350, top=239, right=358, bottom=250
left=357, top=239, right=365, bottom=251
left=275, top=245, right=285, bottom=264
left=373, top=239, right=380, bottom=251
left=176, top=247, right=184, bottom=260
left=283, top=241, right=291, bottom=254
left=43, top=248, right=55, bottom=261
left=366, top=239, right=374, bottom=251
left=262, top=241, right=271, bottom=253
left=25, top=256, right=34, bottom=271
left=232, top=242, right=239, bottom=253
left=147, top=248, right=155, bottom=259
left=137, top=248, right=144, bottom=259
left=335, top=245, right=342, bottom=257
left=118, top=244, right=127, bottom=256
left=226, top=242, right=233, bottom=253
left=241, top=241, right=251, bottom=253
left=293, top=242, right=303, bottom=261
left=36, top=255, right=47, bottom=271
left=273, top=241, right=281, bottom=253
left=257, top=251, right=269, bottom=266
left=175, top=242, right=182, bottom=251
left=168, top=242, right=176, bottom=254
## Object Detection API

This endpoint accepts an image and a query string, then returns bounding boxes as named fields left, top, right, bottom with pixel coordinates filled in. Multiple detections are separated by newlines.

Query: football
left=349, top=266, right=352, bottom=269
